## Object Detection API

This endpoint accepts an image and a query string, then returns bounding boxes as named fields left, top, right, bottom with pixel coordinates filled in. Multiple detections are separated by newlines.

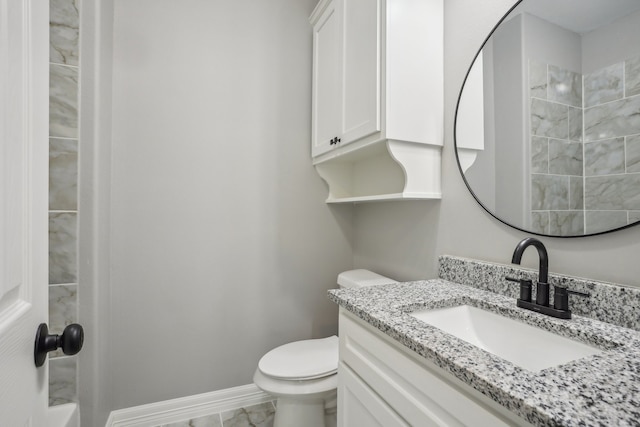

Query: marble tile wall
left=583, top=56, right=640, bottom=234
left=49, top=0, right=80, bottom=407
left=529, top=60, right=584, bottom=236
left=528, top=56, right=640, bottom=235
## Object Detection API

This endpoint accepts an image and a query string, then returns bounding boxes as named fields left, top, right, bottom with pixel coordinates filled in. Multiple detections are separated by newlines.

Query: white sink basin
left=410, top=305, right=602, bottom=371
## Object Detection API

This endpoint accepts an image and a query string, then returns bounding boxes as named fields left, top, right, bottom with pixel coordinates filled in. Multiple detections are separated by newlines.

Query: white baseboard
left=105, top=384, right=273, bottom=427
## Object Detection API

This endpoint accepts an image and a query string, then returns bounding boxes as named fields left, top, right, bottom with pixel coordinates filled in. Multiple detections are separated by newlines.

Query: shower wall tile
left=531, top=136, right=548, bottom=173
left=627, top=135, right=640, bottom=173
left=220, top=402, right=275, bottom=427
left=49, top=357, right=77, bottom=406
left=625, top=56, right=640, bottom=98
left=584, top=62, right=623, bottom=108
left=49, top=212, right=77, bottom=284
left=531, top=98, right=568, bottom=139
left=532, top=174, right=569, bottom=210
left=49, top=284, right=77, bottom=333
left=49, top=0, right=80, bottom=410
left=570, top=176, right=584, bottom=210
left=584, top=96, right=640, bottom=142
left=584, top=138, right=625, bottom=176
left=585, top=211, right=628, bottom=234
left=530, top=211, right=549, bottom=235
left=50, top=64, right=78, bottom=138
left=50, top=0, right=79, bottom=66
left=548, top=140, right=582, bottom=176
left=49, top=138, right=78, bottom=210
left=49, top=285, right=77, bottom=351
left=49, top=284, right=78, bottom=358
left=585, top=174, right=640, bottom=210
left=529, top=60, right=547, bottom=99
left=630, top=211, right=640, bottom=224
left=569, top=107, right=582, bottom=142
left=549, top=211, right=584, bottom=236
left=548, top=65, right=582, bottom=107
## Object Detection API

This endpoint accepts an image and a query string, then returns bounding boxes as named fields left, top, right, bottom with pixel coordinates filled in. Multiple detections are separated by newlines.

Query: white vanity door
left=339, top=362, right=409, bottom=427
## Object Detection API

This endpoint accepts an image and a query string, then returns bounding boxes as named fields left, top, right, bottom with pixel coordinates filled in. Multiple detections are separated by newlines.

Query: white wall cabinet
left=310, top=0, right=443, bottom=203
left=338, top=309, right=533, bottom=427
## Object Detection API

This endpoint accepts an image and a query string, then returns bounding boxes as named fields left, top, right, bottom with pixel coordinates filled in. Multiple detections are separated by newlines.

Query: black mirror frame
left=453, top=0, right=640, bottom=238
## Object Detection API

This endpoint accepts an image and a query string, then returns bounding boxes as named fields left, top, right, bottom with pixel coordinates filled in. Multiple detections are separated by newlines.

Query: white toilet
left=253, top=269, right=396, bottom=427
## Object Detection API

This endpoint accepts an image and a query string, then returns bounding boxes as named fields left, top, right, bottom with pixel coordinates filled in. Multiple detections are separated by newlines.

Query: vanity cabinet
left=338, top=309, right=532, bottom=426
left=309, top=0, right=443, bottom=203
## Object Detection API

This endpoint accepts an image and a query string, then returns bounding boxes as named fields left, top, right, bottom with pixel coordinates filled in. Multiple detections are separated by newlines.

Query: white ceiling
left=515, top=0, right=640, bottom=34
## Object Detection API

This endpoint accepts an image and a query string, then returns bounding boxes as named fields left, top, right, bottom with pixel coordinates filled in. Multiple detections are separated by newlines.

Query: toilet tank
left=337, top=269, right=396, bottom=289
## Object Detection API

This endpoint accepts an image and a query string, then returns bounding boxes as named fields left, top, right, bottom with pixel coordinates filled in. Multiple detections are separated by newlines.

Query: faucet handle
left=505, top=276, right=533, bottom=302
left=553, top=286, right=590, bottom=311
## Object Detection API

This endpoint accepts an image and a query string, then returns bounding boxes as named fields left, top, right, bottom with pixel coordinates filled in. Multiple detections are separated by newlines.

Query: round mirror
left=455, top=0, right=640, bottom=237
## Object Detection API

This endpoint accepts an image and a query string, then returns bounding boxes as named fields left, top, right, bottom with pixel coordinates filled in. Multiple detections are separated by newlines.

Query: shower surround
left=529, top=56, right=640, bottom=235
left=48, top=0, right=80, bottom=407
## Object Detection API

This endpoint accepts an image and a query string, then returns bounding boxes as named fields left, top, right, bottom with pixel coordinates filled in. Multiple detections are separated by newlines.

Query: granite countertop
left=328, top=279, right=640, bottom=427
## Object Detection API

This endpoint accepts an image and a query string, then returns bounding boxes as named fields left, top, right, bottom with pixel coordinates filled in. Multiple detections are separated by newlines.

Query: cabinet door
left=338, top=362, right=409, bottom=427
left=341, top=0, right=381, bottom=145
left=312, top=0, right=342, bottom=157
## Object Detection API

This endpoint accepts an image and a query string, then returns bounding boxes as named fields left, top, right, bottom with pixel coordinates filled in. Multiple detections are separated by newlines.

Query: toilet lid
left=258, top=336, right=339, bottom=380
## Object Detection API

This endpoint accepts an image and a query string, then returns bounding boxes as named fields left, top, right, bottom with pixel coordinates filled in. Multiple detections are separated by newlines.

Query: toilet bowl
left=253, top=270, right=396, bottom=427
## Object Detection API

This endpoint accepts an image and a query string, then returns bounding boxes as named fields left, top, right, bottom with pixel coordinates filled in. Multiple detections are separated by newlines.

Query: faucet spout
left=511, top=237, right=549, bottom=306
left=511, top=237, right=548, bottom=284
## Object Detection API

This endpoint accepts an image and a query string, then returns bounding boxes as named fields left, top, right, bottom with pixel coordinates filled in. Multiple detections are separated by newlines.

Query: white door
left=0, top=0, right=49, bottom=425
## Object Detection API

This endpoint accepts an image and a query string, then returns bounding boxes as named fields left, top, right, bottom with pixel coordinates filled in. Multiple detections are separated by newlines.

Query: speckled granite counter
left=328, top=278, right=640, bottom=426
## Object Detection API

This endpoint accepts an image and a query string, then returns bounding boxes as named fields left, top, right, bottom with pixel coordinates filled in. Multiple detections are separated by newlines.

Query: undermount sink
left=410, top=305, right=602, bottom=371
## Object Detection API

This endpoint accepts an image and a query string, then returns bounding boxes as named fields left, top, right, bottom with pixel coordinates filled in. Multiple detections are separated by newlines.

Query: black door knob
left=34, top=323, right=84, bottom=367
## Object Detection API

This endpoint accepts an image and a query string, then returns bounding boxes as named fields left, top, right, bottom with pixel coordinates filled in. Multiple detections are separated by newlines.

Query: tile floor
left=156, top=401, right=276, bottom=427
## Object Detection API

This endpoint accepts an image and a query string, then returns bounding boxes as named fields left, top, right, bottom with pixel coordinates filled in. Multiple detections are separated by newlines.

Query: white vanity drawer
left=338, top=309, right=531, bottom=427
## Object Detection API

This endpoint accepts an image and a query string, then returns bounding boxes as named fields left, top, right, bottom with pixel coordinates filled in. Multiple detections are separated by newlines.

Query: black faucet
left=507, top=237, right=589, bottom=319
left=511, top=237, right=549, bottom=306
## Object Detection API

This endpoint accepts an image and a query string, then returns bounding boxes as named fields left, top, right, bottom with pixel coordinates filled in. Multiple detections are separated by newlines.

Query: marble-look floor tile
left=49, top=212, right=77, bottom=284
left=50, top=64, right=78, bottom=138
left=50, top=0, right=79, bottom=66
left=584, top=138, right=624, bottom=176
left=584, top=62, right=623, bottom=108
left=531, top=99, right=568, bottom=139
left=531, top=174, right=569, bottom=210
left=585, top=211, right=628, bottom=234
left=548, top=65, right=582, bottom=108
left=50, top=138, right=78, bottom=210
left=161, top=414, right=222, bottom=427
left=550, top=211, right=584, bottom=236
left=221, top=402, right=275, bottom=427
left=627, top=134, right=640, bottom=173
left=549, top=140, right=582, bottom=176
left=529, top=60, right=547, bottom=99
left=625, top=56, right=640, bottom=98
left=49, top=357, right=77, bottom=406
left=49, top=284, right=78, bottom=358
left=531, top=136, right=548, bottom=173
left=584, top=96, right=640, bottom=142
left=585, top=174, right=640, bottom=210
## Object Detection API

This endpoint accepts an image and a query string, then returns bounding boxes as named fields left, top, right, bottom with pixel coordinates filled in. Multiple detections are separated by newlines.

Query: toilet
left=253, top=269, right=396, bottom=427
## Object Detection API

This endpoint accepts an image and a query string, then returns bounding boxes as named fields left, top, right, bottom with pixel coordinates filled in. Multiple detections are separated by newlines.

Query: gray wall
left=105, top=0, right=353, bottom=411
left=354, top=0, right=640, bottom=288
